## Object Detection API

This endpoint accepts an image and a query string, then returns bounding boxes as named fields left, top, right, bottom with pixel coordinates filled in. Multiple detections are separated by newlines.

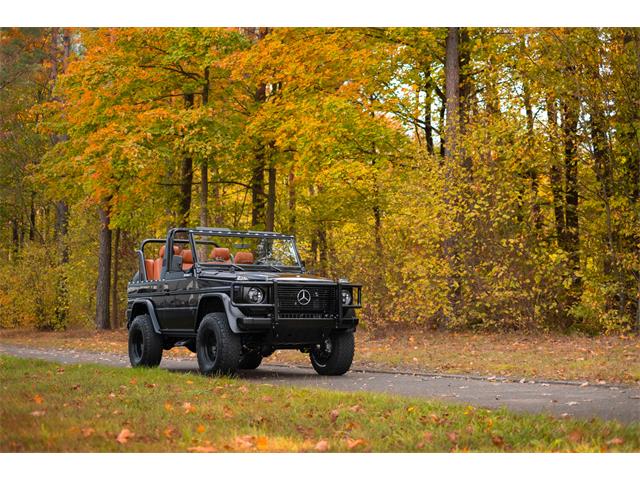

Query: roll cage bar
left=135, top=227, right=303, bottom=281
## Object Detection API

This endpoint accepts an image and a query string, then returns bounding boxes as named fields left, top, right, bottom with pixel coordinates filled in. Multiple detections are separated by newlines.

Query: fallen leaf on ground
left=234, top=435, right=255, bottom=449
left=346, top=438, right=367, bottom=450
left=30, top=410, right=45, bottom=417
left=196, top=424, right=206, bottom=433
left=314, top=440, right=329, bottom=451
left=163, top=427, right=176, bottom=438
left=261, top=395, right=273, bottom=403
left=256, top=436, right=268, bottom=450
left=116, top=428, right=134, bottom=444
left=567, top=430, right=583, bottom=443
left=607, top=437, right=624, bottom=446
left=295, top=425, right=314, bottom=438
left=348, top=404, right=363, bottom=413
left=188, top=445, right=217, bottom=453
left=223, top=406, right=234, bottom=418
left=447, top=432, right=459, bottom=444
left=33, top=394, right=43, bottom=404
left=329, top=409, right=340, bottom=422
left=417, top=431, right=433, bottom=448
left=81, top=428, right=95, bottom=438
left=344, top=421, right=361, bottom=431
left=164, top=402, right=173, bottom=412
left=182, top=402, right=196, bottom=414
left=238, top=386, right=249, bottom=393
left=491, top=435, right=504, bottom=447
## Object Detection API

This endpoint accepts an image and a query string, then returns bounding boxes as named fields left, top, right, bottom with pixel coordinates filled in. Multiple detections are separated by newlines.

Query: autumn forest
left=1, top=27, right=639, bottom=335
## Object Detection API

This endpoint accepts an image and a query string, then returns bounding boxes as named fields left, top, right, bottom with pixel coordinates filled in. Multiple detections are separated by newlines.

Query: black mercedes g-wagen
left=126, top=227, right=361, bottom=376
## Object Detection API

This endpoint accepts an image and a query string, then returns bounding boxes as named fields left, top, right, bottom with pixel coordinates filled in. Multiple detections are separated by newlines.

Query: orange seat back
left=235, top=251, right=254, bottom=264
left=181, top=249, right=194, bottom=270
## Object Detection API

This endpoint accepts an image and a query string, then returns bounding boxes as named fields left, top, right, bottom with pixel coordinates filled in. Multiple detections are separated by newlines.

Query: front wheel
left=196, top=313, right=241, bottom=375
left=128, top=314, right=163, bottom=367
left=310, top=330, right=354, bottom=376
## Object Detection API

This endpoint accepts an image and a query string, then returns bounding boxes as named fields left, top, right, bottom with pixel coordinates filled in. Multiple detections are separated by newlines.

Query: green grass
left=1, top=355, right=638, bottom=452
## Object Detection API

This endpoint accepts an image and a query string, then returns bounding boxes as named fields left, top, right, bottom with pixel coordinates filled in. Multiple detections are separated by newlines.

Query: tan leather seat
left=235, top=251, right=254, bottom=264
left=181, top=249, right=194, bottom=270
left=144, top=259, right=155, bottom=281
left=209, top=247, right=231, bottom=264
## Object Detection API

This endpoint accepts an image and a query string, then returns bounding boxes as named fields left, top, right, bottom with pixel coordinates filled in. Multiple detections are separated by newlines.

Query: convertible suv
left=126, top=227, right=361, bottom=376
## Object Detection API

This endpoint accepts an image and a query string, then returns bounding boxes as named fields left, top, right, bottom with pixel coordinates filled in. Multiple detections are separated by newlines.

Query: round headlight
left=341, top=289, right=352, bottom=305
left=247, top=287, right=265, bottom=304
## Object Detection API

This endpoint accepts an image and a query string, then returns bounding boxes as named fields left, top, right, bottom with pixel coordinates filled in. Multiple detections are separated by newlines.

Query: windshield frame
left=188, top=229, right=304, bottom=271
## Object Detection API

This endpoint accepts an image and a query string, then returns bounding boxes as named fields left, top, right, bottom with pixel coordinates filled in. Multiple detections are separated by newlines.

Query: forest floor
left=0, top=327, right=638, bottom=385
left=2, top=354, right=638, bottom=452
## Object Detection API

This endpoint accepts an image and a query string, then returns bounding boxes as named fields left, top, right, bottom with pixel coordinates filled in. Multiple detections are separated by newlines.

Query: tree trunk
left=288, top=166, right=296, bottom=234
left=442, top=27, right=463, bottom=322
left=266, top=164, right=276, bottom=231
left=251, top=82, right=268, bottom=229
left=547, top=98, right=566, bottom=246
left=424, top=67, right=434, bottom=155
left=200, top=162, right=208, bottom=227
left=622, top=28, right=640, bottom=329
left=29, top=192, right=36, bottom=242
left=95, top=206, right=112, bottom=330
left=444, top=27, right=460, bottom=162
left=317, top=226, right=328, bottom=276
left=523, top=79, right=541, bottom=229
left=10, top=219, right=19, bottom=260
left=199, top=66, right=210, bottom=227
left=212, top=163, right=224, bottom=226
left=561, top=99, right=580, bottom=274
left=178, top=93, right=194, bottom=227
left=251, top=154, right=266, bottom=228
left=110, top=228, right=120, bottom=329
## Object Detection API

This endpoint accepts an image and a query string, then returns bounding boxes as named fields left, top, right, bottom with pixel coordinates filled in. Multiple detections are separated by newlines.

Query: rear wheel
left=196, top=313, right=241, bottom=375
left=128, top=314, right=163, bottom=367
left=310, top=330, right=354, bottom=376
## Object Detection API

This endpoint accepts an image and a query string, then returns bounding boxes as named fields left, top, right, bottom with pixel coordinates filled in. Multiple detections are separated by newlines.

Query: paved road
left=1, top=343, right=638, bottom=424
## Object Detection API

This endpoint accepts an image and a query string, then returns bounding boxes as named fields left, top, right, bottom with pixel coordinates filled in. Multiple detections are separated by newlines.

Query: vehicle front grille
left=276, top=284, right=337, bottom=316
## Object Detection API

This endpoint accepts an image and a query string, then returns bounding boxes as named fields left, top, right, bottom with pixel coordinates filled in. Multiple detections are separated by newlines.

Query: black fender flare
left=128, top=299, right=162, bottom=334
left=195, top=293, right=243, bottom=333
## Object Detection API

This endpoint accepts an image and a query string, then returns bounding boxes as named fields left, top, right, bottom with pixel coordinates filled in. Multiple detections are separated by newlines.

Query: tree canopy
left=1, top=27, right=639, bottom=334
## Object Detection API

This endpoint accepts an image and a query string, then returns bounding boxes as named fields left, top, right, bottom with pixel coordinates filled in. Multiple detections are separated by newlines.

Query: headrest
left=209, top=247, right=230, bottom=261
left=159, top=245, right=182, bottom=258
left=181, top=249, right=193, bottom=263
left=235, top=251, right=254, bottom=264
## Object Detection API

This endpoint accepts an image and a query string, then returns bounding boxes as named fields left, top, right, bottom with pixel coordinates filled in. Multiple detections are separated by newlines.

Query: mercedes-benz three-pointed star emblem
left=297, top=289, right=311, bottom=305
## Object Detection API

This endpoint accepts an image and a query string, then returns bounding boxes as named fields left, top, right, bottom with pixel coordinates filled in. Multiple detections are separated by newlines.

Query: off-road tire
left=238, top=351, right=262, bottom=370
left=128, top=314, right=163, bottom=367
left=196, top=312, right=241, bottom=375
left=310, top=330, right=354, bottom=376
